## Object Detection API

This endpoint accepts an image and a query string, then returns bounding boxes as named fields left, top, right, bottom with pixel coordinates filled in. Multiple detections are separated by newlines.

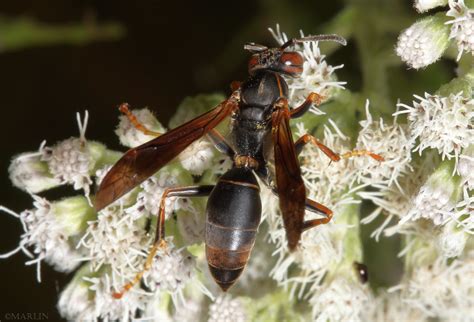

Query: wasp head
left=244, top=34, right=346, bottom=77
left=245, top=44, right=303, bottom=77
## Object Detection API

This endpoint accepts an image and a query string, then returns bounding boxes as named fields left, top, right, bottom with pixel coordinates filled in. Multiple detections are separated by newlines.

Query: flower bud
left=396, top=15, right=450, bottom=69
left=436, top=221, right=467, bottom=257
left=402, top=160, right=462, bottom=225
left=9, top=150, right=61, bottom=193
left=414, top=0, right=448, bottom=12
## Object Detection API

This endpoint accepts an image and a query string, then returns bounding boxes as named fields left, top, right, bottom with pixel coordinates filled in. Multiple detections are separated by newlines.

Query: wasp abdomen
left=205, top=167, right=261, bottom=291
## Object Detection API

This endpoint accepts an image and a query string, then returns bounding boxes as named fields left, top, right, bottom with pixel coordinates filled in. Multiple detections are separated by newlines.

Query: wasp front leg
left=112, top=185, right=214, bottom=299
left=119, top=103, right=163, bottom=137
left=290, top=92, right=324, bottom=118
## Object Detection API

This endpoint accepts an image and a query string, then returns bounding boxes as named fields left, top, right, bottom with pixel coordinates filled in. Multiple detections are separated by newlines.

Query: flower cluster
left=396, top=92, right=474, bottom=160
left=2, top=107, right=214, bottom=321
left=396, top=0, right=474, bottom=68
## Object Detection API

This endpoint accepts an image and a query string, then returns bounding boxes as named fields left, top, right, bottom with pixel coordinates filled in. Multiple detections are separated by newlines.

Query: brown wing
left=272, top=107, right=306, bottom=251
left=95, top=97, right=238, bottom=211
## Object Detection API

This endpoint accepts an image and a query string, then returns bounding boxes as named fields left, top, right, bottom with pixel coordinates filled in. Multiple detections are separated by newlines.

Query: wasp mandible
left=95, top=33, right=383, bottom=297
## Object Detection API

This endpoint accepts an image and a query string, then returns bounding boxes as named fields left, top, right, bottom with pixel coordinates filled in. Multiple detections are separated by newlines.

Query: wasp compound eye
left=278, top=52, right=304, bottom=76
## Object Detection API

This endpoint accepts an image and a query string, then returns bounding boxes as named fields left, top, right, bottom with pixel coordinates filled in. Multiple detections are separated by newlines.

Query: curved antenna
left=281, top=34, right=347, bottom=49
left=244, top=42, right=268, bottom=53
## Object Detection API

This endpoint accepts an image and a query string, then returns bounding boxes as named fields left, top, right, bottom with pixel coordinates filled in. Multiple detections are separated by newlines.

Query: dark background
left=0, top=1, right=350, bottom=320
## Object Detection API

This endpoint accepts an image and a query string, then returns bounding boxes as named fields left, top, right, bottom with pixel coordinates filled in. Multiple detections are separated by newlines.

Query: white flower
left=446, top=0, right=474, bottom=60
left=85, top=271, right=150, bottom=321
left=451, top=185, right=474, bottom=233
left=208, top=295, right=247, bottom=322
left=41, top=112, right=107, bottom=200
left=269, top=25, right=346, bottom=109
left=396, top=92, right=474, bottom=160
left=1, top=195, right=83, bottom=281
left=178, top=139, right=215, bottom=176
left=172, top=298, right=203, bottom=322
left=126, top=171, right=193, bottom=220
left=396, top=16, right=450, bottom=69
left=8, top=141, right=61, bottom=193
left=360, top=155, right=435, bottom=240
left=353, top=101, right=413, bottom=186
left=406, top=182, right=455, bottom=225
left=414, top=0, right=448, bottom=12
left=270, top=222, right=342, bottom=299
left=58, top=266, right=96, bottom=321
left=401, top=257, right=474, bottom=320
left=42, top=137, right=93, bottom=193
left=458, top=145, right=474, bottom=189
left=115, top=108, right=165, bottom=148
left=144, top=244, right=196, bottom=296
left=401, top=161, right=462, bottom=225
left=78, top=207, right=149, bottom=275
left=436, top=221, right=467, bottom=258
left=310, top=277, right=371, bottom=322
left=363, top=291, right=429, bottom=322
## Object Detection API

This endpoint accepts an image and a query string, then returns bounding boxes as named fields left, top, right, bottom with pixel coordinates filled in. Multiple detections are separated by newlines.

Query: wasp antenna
left=281, top=34, right=347, bottom=49
left=244, top=43, right=268, bottom=53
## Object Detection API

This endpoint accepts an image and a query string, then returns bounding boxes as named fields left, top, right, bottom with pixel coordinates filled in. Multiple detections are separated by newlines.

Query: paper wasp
left=95, top=33, right=383, bottom=297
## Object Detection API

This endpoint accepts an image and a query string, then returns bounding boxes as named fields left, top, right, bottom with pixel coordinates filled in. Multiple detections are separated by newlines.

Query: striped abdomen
left=205, top=167, right=261, bottom=291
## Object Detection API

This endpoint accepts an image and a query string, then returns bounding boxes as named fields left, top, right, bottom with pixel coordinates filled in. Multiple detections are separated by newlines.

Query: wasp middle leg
left=295, top=134, right=384, bottom=162
left=288, top=92, right=383, bottom=162
left=112, top=185, right=214, bottom=299
left=207, top=129, right=235, bottom=159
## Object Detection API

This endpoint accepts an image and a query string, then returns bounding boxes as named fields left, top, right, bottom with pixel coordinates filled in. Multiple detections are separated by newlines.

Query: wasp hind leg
left=255, top=169, right=334, bottom=231
left=303, top=198, right=333, bottom=231
left=112, top=185, right=214, bottom=299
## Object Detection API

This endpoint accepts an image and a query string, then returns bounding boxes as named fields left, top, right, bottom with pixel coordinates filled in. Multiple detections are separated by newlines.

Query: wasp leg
left=302, top=198, right=333, bottom=231
left=295, top=134, right=384, bottom=162
left=290, top=92, right=324, bottom=118
left=230, top=80, right=242, bottom=91
left=119, top=102, right=163, bottom=137
left=112, top=185, right=214, bottom=299
left=207, top=129, right=235, bottom=159
left=254, top=168, right=332, bottom=221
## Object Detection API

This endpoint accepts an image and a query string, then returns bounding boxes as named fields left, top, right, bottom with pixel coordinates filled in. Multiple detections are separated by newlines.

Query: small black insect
left=353, top=261, right=369, bottom=284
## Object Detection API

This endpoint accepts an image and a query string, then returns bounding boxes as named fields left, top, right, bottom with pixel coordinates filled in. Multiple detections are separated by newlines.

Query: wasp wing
left=95, top=98, right=238, bottom=211
left=272, top=107, right=306, bottom=250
